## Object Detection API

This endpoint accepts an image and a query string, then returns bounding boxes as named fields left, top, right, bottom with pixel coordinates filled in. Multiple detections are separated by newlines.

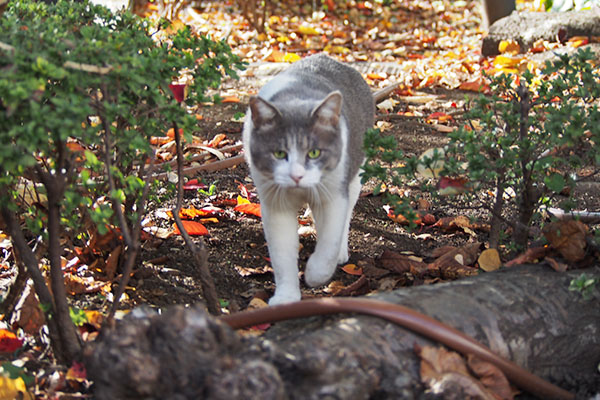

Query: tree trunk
left=85, top=265, right=600, bottom=400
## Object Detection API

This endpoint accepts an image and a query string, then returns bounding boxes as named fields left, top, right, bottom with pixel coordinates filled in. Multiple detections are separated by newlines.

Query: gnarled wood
left=85, top=265, right=600, bottom=399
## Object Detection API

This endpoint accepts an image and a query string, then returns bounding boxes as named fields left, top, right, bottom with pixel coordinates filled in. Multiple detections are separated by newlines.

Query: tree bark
left=85, top=265, right=600, bottom=399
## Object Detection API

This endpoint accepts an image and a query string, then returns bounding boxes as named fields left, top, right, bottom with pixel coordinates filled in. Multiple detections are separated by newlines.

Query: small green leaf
left=545, top=173, right=566, bottom=193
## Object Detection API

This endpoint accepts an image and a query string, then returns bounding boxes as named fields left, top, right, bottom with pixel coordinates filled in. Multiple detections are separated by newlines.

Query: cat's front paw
left=304, top=256, right=337, bottom=287
left=268, top=290, right=301, bottom=306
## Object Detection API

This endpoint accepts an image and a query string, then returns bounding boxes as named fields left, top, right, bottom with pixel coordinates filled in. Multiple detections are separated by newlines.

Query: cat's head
left=247, top=91, right=344, bottom=189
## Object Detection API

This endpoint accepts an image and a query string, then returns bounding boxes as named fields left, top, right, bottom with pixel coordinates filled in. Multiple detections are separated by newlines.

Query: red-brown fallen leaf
left=333, top=275, right=370, bottom=297
left=544, top=256, right=569, bottom=272
left=341, top=263, right=363, bottom=276
left=14, top=287, right=46, bottom=335
left=467, top=355, right=514, bottom=400
left=173, top=220, right=209, bottom=236
left=183, top=179, right=207, bottom=190
left=504, top=246, right=550, bottom=267
left=377, top=250, right=428, bottom=275
left=0, top=329, right=24, bottom=353
left=429, top=242, right=481, bottom=277
left=234, top=203, right=262, bottom=218
left=543, top=219, right=588, bottom=262
left=104, top=245, right=122, bottom=281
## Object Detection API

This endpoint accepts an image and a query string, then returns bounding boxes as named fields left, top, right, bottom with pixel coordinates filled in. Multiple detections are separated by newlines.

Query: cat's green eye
left=273, top=150, right=287, bottom=159
left=307, top=149, right=321, bottom=159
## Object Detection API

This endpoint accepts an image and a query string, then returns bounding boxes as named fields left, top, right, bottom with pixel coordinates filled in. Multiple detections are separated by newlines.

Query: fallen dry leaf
left=341, top=263, right=363, bottom=276
left=417, top=345, right=499, bottom=400
left=543, top=220, right=588, bottom=262
left=0, top=329, right=24, bottom=353
left=504, top=246, right=551, bottom=267
left=234, top=203, right=262, bottom=218
left=173, top=220, right=209, bottom=236
left=467, top=355, right=514, bottom=400
left=478, top=248, right=502, bottom=272
left=377, top=249, right=428, bottom=275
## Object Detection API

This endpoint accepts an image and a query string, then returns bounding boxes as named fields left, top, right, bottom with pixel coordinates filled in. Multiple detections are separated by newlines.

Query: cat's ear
left=249, top=96, right=281, bottom=130
left=311, top=91, right=342, bottom=129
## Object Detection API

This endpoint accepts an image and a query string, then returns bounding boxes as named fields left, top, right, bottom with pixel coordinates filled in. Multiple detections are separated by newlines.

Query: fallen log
left=85, top=265, right=600, bottom=399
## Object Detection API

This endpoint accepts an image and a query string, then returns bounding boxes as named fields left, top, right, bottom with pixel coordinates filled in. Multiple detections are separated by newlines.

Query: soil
left=80, top=71, right=599, bottom=315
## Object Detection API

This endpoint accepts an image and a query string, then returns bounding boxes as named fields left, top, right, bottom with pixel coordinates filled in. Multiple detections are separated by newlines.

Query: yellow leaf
left=324, top=44, right=350, bottom=54
left=498, top=40, right=520, bottom=54
left=283, top=52, right=301, bottom=63
left=478, top=249, right=502, bottom=272
left=236, top=195, right=250, bottom=205
left=297, top=25, right=319, bottom=35
left=0, top=376, right=33, bottom=400
left=493, top=55, right=523, bottom=68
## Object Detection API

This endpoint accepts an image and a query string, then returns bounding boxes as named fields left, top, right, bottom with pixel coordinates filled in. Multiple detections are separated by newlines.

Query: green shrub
left=0, top=0, right=243, bottom=364
left=363, top=48, right=600, bottom=250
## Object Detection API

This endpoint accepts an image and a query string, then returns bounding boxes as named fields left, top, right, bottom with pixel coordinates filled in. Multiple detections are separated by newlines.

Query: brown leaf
left=104, top=245, right=122, bottom=280
left=417, top=345, right=499, bottom=400
left=14, top=286, right=46, bottom=335
left=430, top=242, right=481, bottom=269
left=467, top=355, right=514, bottom=400
left=504, top=246, right=550, bottom=267
left=417, top=345, right=470, bottom=377
left=377, top=249, right=428, bottom=275
left=543, top=220, right=588, bottom=262
left=544, top=256, right=568, bottom=272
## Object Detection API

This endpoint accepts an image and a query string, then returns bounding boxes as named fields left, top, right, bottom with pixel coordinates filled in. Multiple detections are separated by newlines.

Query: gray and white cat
left=242, top=54, right=375, bottom=305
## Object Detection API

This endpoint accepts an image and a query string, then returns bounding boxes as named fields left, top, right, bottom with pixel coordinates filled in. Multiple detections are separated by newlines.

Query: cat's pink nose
left=291, top=174, right=302, bottom=184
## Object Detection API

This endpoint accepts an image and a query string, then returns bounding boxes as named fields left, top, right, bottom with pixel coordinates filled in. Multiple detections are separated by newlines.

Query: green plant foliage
left=569, top=273, right=599, bottom=299
left=0, top=0, right=243, bottom=362
left=363, top=48, right=600, bottom=248
left=0, top=0, right=244, bottom=234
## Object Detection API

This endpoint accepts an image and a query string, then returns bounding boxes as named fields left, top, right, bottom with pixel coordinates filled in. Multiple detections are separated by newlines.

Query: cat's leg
left=304, top=196, right=349, bottom=287
left=337, top=173, right=362, bottom=264
left=261, top=207, right=302, bottom=305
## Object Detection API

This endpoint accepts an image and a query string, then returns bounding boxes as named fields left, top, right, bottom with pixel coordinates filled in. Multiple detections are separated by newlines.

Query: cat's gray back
left=257, top=54, right=374, bottom=176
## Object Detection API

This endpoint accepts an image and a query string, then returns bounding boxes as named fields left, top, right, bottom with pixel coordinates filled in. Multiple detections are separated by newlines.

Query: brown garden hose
left=219, top=297, right=574, bottom=400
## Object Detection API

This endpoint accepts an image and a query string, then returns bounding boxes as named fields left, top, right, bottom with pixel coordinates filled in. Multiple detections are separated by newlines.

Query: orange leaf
left=166, top=127, right=184, bottom=139
left=367, top=73, right=385, bottom=81
left=208, top=133, right=227, bottom=147
left=341, top=264, right=363, bottom=276
left=234, top=203, right=262, bottom=218
left=221, top=96, right=240, bottom=103
left=168, top=207, right=216, bottom=219
left=426, top=112, right=453, bottom=123
left=149, top=136, right=171, bottom=145
left=173, top=220, right=209, bottom=236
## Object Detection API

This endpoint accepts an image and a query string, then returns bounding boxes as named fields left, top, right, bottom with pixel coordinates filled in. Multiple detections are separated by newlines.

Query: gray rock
left=482, top=9, right=600, bottom=56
